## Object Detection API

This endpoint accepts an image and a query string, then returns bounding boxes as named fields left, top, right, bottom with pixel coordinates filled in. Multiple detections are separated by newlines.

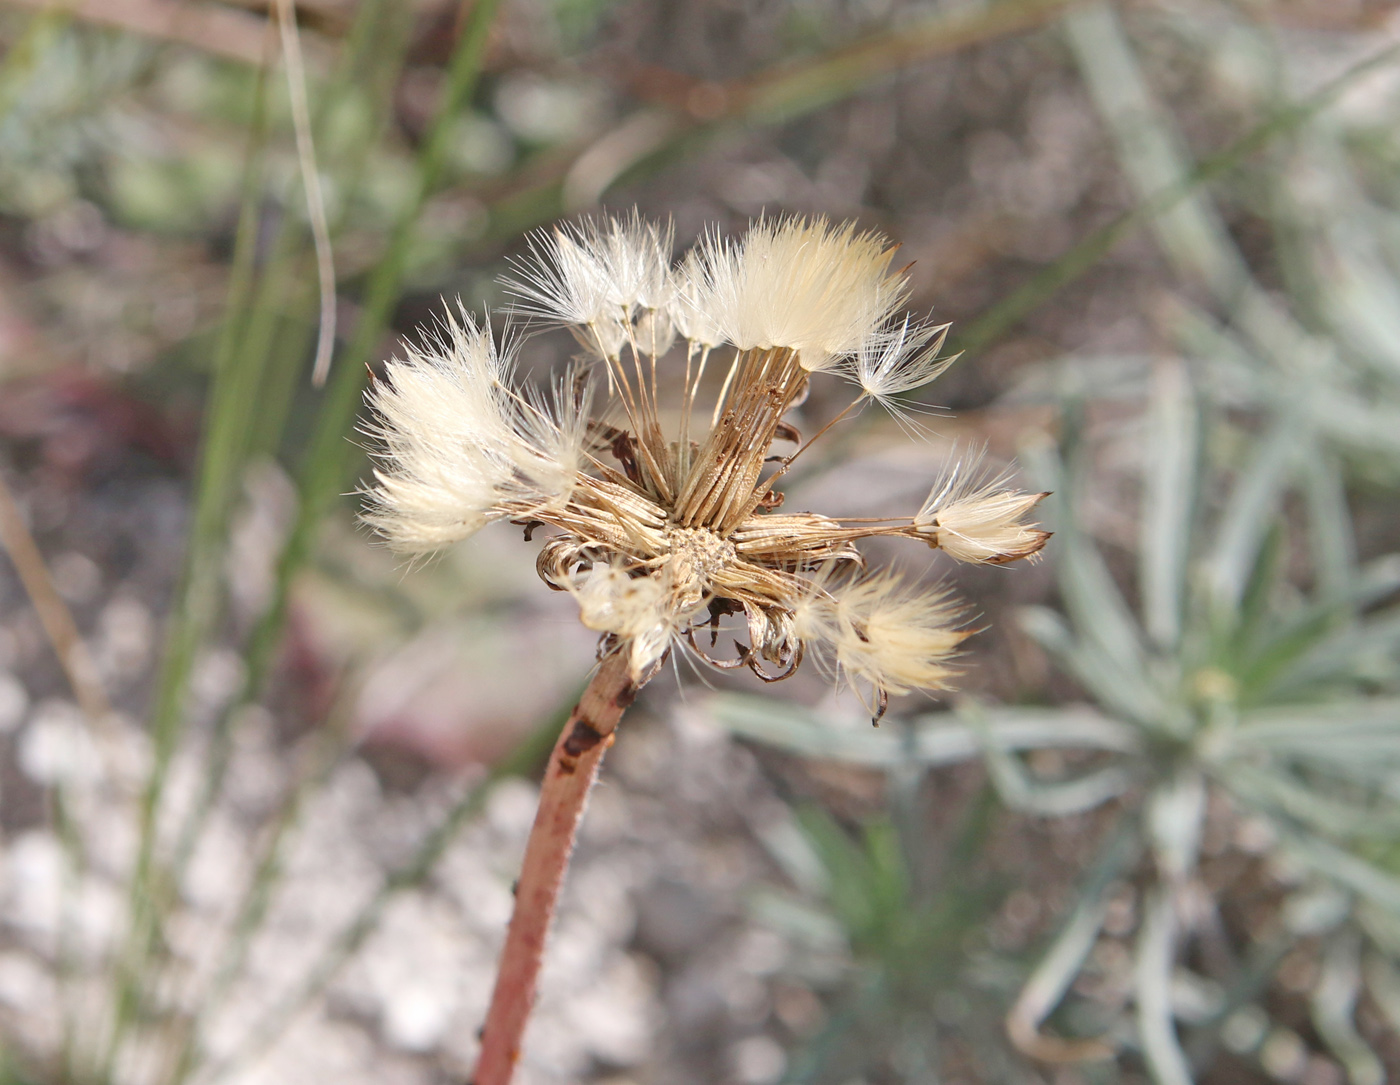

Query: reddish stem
left=474, top=651, right=638, bottom=1085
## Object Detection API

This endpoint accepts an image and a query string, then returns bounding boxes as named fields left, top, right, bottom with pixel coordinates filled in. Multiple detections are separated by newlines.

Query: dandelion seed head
left=364, top=212, right=1046, bottom=700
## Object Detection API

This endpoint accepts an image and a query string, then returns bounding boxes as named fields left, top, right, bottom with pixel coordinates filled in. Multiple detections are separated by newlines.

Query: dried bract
left=916, top=458, right=1052, bottom=565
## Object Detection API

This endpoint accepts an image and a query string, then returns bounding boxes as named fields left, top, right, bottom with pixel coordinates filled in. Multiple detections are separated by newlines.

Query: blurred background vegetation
left=0, top=0, right=1398, bottom=1083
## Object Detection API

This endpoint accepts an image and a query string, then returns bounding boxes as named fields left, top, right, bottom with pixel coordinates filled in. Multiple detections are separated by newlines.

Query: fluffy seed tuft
left=795, top=571, right=968, bottom=709
left=504, top=212, right=674, bottom=359
left=916, top=457, right=1051, bottom=564
left=686, top=216, right=909, bottom=371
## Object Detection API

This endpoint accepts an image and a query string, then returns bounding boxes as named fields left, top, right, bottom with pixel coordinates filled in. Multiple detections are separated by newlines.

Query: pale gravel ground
left=0, top=688, right=812, bottom=1085
left=0, top=452, right=823, bottom=1084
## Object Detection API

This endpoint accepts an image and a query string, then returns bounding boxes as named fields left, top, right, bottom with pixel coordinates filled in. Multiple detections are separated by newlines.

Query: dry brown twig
left=0, top=460, right=112, bottom=727
left=0, top=0, right=332, bottom=70
left=273, top=0, right=338, bottom=386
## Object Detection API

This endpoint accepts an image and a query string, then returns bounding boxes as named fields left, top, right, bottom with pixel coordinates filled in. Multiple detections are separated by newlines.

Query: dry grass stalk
left=0, top=460, right=111, bottom=727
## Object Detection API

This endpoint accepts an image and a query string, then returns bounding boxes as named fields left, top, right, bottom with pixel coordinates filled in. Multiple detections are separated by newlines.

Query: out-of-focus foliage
left=715, top=4, right=1400, bottom=1084
left=1, top=1, right=1399, bottom=1084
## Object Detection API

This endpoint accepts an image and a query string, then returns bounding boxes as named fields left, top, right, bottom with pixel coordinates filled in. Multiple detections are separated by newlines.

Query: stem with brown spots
left=475, top=650, right=639, bottom=1085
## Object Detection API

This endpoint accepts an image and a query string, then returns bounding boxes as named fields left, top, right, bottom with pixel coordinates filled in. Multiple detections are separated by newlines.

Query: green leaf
left=1022, top=437, right=1164, bottom=727
left=1140, top=362, right=1199, bottom=650
left=1134, top=889, right=1195, bottom=1085
left=1207, top=419, right=1299, bottom=613
left=706, top=692, right=1140, bottom=767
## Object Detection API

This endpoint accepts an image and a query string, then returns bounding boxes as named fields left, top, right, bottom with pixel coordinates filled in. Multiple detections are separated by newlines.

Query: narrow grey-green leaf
left=1141, top=362, right=1198, bottom=649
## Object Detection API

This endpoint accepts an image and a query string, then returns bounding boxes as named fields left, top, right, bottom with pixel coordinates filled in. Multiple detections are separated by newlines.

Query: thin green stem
left=102, top=63, right=275, bottom=1075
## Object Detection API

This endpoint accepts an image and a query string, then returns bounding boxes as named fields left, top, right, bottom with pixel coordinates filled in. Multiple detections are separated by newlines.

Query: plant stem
left=476, top=650, right=639, bottom=1085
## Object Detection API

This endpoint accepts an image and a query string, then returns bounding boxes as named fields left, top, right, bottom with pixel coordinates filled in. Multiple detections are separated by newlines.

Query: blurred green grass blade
left=106, top=62, right=276, bottom=1072
left=165, top=0, right=418, bottom=897
left=1207, top=418, right=1298, bottom=613
left=247, top=313, right=316, bottom=460
left=171, top=1, right=502, bottom=984
left=1268, top=609, right=1400, bottom=698
left=742, top=0, right=1082, bottom=126
left=145, top=61, right=273, bottom=752
left=1140, top=362, right=1199, bottom=650
left=1064, top=0, right=1379, bottom=404
left=747, top=889, right=847, bottom=952
left=1134, top=889, right=1194, bottom=1085
left=1025, top=435, right=1144, bottom=672
left=963, top=702, right=1133, bottom=816
left=304, top=0, right=503, bottom=481
left=706, top=692, right=1139, bottom=766
left=1305, top=386, right=1400, bottom=459
left=862, top=819, right=910, bottom=924
left=982, top=751, right=1132, bottom=816
left=252, top=0, right=504, bottom=704
left=1236, top=553, right=1400, bottom=695
left=950, top=704, right=1140, bottom=754
left=956, top=36, right=1400, bottom=356
left=795, top=806, right=877, bottom=938
left=1164, top=297, right=1268, bottom=406
left=1009, top=823, right=1138, bottom=1058
left=1302, top=452, right=1356, bottom=605
left=1147, top=771, right=1206, bottom=882
left=1365, top=954, right=1400, bottom=1038
left=1303, top=154, right=1400, bottom=383
left=1232, top=698, right=1400, bottom=759
left=1065, top=2, right=1248, bottom=302
left=1017, top=605, right=1160, bottom=727
left=1233, top=525, right=1284, bottom=660
left=1221, top=764, right=1400, bottom=839
left=1022, top=434, right=1164, bottom=726
left=482, top=0, right=1090, bottom=237
left=751, top=810, right=830, bottom=897
left=1287, top=834, right=1400, bottom=916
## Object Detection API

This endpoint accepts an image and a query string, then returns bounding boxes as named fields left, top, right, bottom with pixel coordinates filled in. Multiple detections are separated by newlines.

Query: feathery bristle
left=504, top=212, right=674, bottom=358
left=506, top=368, right=593, bottom=514
left=851, top=318, right=956, bottom=405
left=362, top=315, right=518, bottom=553
left=672, top=249, right=726, bottom=348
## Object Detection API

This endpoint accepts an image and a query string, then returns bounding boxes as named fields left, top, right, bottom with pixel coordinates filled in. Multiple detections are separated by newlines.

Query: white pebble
left=0, top=673, right=28, bottom=733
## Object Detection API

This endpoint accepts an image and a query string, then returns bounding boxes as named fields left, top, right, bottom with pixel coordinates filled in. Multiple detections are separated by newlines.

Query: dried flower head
left=364, top=213, right=1048, bottom=718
